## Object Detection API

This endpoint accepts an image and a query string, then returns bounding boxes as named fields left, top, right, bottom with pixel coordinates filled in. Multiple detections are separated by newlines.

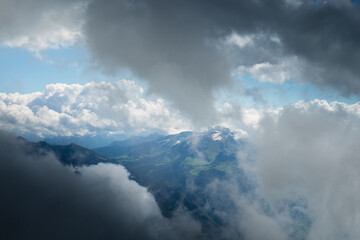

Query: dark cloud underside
left=85, top=0, right=360, bottom=122
left=0, top=132, right=201, bottom=240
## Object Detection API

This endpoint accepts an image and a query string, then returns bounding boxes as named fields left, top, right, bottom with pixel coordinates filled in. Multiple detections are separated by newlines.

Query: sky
left=1, top=0, right=360, bottom=139
left=2, top=1, right=360, bottom=239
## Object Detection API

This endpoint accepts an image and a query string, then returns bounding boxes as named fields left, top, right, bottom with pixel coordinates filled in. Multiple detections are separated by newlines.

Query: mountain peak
left=211, top=131, right=223, bottom=141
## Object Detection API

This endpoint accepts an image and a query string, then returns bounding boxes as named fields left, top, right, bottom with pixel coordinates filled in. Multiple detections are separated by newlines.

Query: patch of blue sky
left=0, top=46, right=93, bottom=93
left=215, top=74, right=359, bottom=110
left=0, top=46, right=149, bottom=94
left=244, top=74, right=359, bottom=108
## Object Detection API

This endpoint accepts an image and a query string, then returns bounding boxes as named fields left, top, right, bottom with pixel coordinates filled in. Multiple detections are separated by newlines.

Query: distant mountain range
left=94, top=127, right=252, bottom=235
left=20, top=137, right=108, bottom=166
left=18, top=127, right=310, bottom=239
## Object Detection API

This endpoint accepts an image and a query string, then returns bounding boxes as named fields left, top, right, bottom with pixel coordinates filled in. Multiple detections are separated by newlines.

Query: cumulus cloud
left=201, top=178, right=290, bottom=240
left=0, top=80, right=192, bottom=138
left=85, top=0, right=233, bottom=123
left=0, top=0, right=86, bottom=54
left=0, top=80, right=264, bottom=140
left=83, top=0, right=360, bottom=123
left=0, top=131, right=201, bottom=240
left=2, top=0, right=360, bottom=122
left=214, top=101, right=280, bottom=138
left=226, top=33, right=298, bottom=84
left=252, top=100, right=360, bottom=240
left=192, top=100, right=360, bottom=240
left=4, top=98, right=360, bottom=239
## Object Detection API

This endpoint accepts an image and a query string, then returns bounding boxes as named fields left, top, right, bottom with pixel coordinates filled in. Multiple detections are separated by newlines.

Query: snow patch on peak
left=211, top=132, right=222, bottom=141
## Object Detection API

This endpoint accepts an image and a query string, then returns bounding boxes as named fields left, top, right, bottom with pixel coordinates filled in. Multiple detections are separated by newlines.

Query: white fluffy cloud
left=252, top=99, right=360, bottom=239
left=226, top=32, right=305, bottom=84
left=0, top=0, right=86, bottom=53
left=0, top=80, right=271, bottom=139
left=0, top=80, right=192, bottom=137
left=207, top=99, right=360, bottom=239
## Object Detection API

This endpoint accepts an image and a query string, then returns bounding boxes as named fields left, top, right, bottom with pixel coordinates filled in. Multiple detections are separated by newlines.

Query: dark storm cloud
left=276, top=0, right=360, bottom=94
left=85, top=0, right=360, bottom=120
left=85, top=0, right=232, bottom=124
left=0, top=132, right=201, bottom=240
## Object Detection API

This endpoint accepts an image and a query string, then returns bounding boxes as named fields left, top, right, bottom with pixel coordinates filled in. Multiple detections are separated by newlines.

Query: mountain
left=43, top=134, right=128, bottom=149
left=22, top=138, right=107, bottom=166
left=16, top=128, right=310, bottom=239
left=93, top=127, right=252, bottom=236
left=94, top=132, right=166, bottom=157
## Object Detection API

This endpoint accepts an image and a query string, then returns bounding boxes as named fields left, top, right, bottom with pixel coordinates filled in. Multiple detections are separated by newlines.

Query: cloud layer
left=85, top=0, right=360, bottom=122
left=196, top=100, right=360, bottom=240
left=2, top=0, right=360, bottom=123
left=252, top=100, right=360, bottom=239
left=85, top=0, right=232, bottom=123
left=3, top=98, right=360, bottom=239
left=0, top=80, right=192, bottom=138
left=0, top=0, right=86, bottom=53
left=0, top=132, right=201, bottom=240
left=2, top=1, right=360, bottom=239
